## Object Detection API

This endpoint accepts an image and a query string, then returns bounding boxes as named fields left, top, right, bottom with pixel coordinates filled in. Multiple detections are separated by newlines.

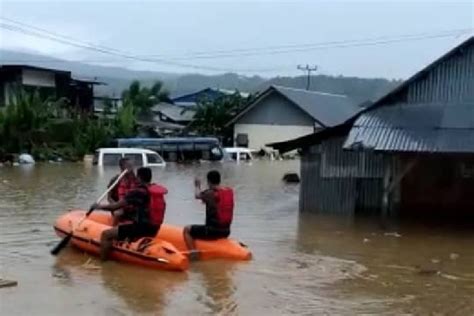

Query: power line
left=0, top=16, right=125, bottom=54
left=1, top=16, right=472, bottom=71
left=0, top=22, right=248, bottom=72
left=144, top=29, right=473, bottom=60
left=2, top=16, right=472, bottom=60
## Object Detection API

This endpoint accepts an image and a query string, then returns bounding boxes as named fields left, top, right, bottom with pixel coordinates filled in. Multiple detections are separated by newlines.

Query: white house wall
left=233, top=91, right=319, bottom=149
left=234, top=123, right=315, bottom=150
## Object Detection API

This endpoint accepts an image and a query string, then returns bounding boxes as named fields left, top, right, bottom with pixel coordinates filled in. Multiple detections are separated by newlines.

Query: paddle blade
left=50, top=234, right=72, bottom=256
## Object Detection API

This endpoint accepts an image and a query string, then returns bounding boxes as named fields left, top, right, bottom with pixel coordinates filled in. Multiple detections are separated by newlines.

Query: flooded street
left=1, top=161, right=474, bottom=315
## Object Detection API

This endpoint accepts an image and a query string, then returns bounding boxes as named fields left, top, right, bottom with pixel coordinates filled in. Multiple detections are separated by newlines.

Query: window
left=124, top=153, right=143, bottom=166
left=146, top=153, right=162, bottom=164
left=240, top=153, right=250, bottom=160
left=102, top=153, right=122, bottom=166
left=195, top=143, right=211, bottom=151
left=460, top=162, right=474, bottom=178
left=162, top=143, right=178, bottom=152
left=210, top=146, right=223, bottom=160
left=178, top=142, right=194, bottom=151
left=236, top=133, right=249, bottom=147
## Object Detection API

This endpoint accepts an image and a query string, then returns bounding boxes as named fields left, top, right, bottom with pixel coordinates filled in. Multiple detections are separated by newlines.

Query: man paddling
left=107, top=158, right=138, bottom=226
left=91, top=167, right=168, bottom=261
left=183, top=170, right=234, bottom=260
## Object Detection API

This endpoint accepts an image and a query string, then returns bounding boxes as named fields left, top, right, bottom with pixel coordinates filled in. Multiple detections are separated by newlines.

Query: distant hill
left=0, top=49, right=401, bottom=103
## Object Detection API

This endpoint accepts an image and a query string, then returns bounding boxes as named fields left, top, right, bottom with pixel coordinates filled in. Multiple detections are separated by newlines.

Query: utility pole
left=297, top=64, right=318, bottom=90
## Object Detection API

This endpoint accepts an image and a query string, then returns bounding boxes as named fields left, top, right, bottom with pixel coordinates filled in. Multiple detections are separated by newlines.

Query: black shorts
left=189, top=225, right=230, bottom=240
left=117, top=223, right=159, bottom=241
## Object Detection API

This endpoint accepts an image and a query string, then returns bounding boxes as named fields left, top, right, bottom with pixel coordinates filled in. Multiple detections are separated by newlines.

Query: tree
left=190, top=92, right=253, bottom=136
left=121, top=80, right=170, bottom=117
left=114, top=101, right=136, bottom=137
left=0, top=88, right=66, bottom=152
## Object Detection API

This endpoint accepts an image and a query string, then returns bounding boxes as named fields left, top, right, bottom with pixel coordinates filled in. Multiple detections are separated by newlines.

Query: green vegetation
left=0, top=89, right=109, bottom=161
left=122, top=80, right=169, bottom=118
left=190, top=92, right=254, bottom=136
left=0, top=80, right=168, bottom=161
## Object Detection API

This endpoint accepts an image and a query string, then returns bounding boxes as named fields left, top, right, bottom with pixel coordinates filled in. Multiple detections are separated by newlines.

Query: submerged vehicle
left=112, top=137, right=224, bottom=162
left=223, top=147, right=257, bottom=162
left=93, top=148, right=166, bottom=167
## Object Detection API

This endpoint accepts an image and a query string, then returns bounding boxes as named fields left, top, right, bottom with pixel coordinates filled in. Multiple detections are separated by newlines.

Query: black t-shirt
left=124, top=185, right=150, bottom=225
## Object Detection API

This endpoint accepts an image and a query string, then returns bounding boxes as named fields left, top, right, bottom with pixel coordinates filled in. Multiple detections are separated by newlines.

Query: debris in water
left=449, top=253, right=459, bottom=260
left=440, top=273, right=460, bottom=280
left=431, top=258, right=441, bottom=264
left=82, top=258, right=101, bottom=270
left=415, top=265, right=440, bottom=275
left=385, top=264, right=416, bottom=272
left=384, top=232, right=402, bottom=238
left=52, top=271, right=68, bottom=279
left=363, top=238, right=370, bottom=243
left=0, top=279, right=18, bottom=288
left=282, top=173, right=300, bottom=183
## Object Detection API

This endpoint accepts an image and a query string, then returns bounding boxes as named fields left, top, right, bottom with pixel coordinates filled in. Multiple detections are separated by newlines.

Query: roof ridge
left=272, top=85, right=348, bottom=98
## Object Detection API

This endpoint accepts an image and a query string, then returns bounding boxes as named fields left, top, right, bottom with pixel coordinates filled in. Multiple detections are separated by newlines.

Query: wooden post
left=382, top=158, right=417, bottom=217
left=382, top=162, right=392, bottom=218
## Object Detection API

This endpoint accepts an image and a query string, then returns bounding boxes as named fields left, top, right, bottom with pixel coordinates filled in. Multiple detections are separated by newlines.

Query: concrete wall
left=234, top=123, right=315, bottom=150
left=234, top=91, right=318, bottom=149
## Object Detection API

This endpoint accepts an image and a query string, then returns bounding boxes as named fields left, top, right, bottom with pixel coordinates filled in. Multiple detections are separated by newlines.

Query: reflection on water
left=1, top=161, right=474, bottom=315
left=195, top=261, right=238, bottom=315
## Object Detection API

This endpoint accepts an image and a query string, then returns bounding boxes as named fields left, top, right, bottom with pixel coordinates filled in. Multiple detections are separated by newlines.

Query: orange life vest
left=214, top=187, right=234, bottom=227
left=118, top=175, right=138, bottom=200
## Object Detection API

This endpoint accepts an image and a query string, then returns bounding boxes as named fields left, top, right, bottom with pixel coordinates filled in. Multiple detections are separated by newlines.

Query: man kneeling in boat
left=91, top=167, right=168, bottom=261
left=184, top=170, right=234, bottom=260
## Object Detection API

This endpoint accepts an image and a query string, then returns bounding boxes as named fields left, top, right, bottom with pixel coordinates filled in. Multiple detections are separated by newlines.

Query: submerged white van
left=223, top=147, right=256, bottom=162
left=93, top=148, right=166, bottom=167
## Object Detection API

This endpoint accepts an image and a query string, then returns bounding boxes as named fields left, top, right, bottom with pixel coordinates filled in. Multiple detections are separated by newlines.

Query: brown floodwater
left=0, top=161, right=473, bottom=315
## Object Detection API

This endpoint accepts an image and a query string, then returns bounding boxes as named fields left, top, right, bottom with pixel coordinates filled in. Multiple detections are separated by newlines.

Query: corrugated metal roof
left=171, top=88, right=249, bottom=105
left=344, top=102, right=474, bottom=153
left=151, top=103, right=196, bottom=122
left=272, top=85, right=360, bottom=127
left=370, top=36, right=473, bottom=106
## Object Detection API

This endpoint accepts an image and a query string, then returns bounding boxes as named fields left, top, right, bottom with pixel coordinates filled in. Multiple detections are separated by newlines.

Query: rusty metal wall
left=299, top=137, right=387, bottom=215
left=407, top=43, right=474, bottom=103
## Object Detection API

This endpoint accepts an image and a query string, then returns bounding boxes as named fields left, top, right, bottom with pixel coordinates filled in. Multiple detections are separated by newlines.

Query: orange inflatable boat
left=54, top=210, right=189, bottom=271
left=56, top=210, right=252, bottom=262
left=156, top=225, right=252, bottom=261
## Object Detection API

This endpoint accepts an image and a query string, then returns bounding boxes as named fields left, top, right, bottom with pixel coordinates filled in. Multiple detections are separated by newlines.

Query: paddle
left=50, top=169, right=128, bottom=256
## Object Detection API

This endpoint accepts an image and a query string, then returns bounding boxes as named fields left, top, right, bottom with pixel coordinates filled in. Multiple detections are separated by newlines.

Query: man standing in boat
left=183, top=170, right=234, bottom=260
left=91, top=167, right=168, bottom=261
left=108, top=158, right=138, bottom=226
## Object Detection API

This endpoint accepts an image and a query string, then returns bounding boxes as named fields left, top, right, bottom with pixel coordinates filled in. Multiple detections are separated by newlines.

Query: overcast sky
left=0, top=0, right=472, bottom=78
